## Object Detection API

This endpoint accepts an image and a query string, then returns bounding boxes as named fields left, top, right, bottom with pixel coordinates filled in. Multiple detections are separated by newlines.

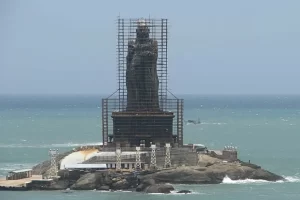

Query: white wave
left=201, top=122, right=227, bottom=125
left=148, top=190, right=200, bottom=195
left=0, top=142, right=103, bottom=148
left=185, top=123, right=193, bottom=126
left=51, top=142, right=102, bottom=148
left=0, top=163, right=35, bottom=169
left=222, top=176, right=269, bottom=184
left=95, top=190, right=111, bottom=193
left=283, top=176, right=300, bottom=183
left=222, top=175, right=300, bottom=184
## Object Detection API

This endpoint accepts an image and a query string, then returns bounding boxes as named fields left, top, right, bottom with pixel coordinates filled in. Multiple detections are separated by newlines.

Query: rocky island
left=26, top=151, right=284, bottom=194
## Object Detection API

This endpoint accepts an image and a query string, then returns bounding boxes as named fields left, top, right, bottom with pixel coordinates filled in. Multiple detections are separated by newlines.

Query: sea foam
left=222, top=175, right=300, bottom=184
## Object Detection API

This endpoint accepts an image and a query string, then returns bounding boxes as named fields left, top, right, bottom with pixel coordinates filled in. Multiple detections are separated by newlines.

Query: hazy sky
left=1, top=0, right=300, bottom=95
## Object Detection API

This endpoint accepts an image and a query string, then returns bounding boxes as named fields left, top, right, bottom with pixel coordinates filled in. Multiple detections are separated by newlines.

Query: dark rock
left=144, top=184, right=174, bottom=194
left=141, top=178, right=156, bottom=186
left=142, top=167, right=220, bottom=184
left=136, top=177, right=173, bottom=193
left=103, top=173, right=113, bottom=186
left=136, top=178, right=156, bottom=192
left=141, top=163, right=284, bottom=184
left=177, top=190, right=192, bottom=194
left=136, top=185, right=144, bottom=192
left=125, top=176, right=139, bottom=189
left=47, top=180, right=69, bottom=190
left=98, top=185, right=110, bottom=191
left=111, top=179, right=130, bottom=190
left=70, top=173, right=103, bottom=190
left=249, top=168, right=285, bottom=181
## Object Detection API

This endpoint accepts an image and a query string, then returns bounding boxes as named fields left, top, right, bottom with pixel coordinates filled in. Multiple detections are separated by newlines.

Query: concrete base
left=0, top=175, right=43, bottom=187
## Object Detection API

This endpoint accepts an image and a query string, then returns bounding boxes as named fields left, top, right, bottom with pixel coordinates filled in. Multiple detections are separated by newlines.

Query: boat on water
left=184, top=118, right=201, bottom=125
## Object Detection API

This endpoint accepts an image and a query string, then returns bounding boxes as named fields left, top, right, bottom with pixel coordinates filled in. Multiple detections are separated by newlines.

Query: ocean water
left=1, top=94, right=300, bottom=199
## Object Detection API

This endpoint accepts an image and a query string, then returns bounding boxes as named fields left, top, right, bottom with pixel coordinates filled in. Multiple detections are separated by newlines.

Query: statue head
left=136, top=18, right=150, bottom=41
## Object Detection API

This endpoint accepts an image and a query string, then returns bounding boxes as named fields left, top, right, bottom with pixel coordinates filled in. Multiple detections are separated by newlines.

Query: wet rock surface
left=136, top=178, right=174, bottom=193
left=144, top=184, right=174, bottom=194
left=177, top=190, right=192, bottom=194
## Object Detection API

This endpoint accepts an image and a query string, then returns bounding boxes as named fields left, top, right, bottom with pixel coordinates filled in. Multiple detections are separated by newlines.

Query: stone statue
left=126, top=19, right=160, bottom=111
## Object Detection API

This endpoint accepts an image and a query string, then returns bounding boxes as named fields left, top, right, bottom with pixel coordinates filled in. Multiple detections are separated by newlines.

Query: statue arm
left=126, top=41, right=135, bottom=68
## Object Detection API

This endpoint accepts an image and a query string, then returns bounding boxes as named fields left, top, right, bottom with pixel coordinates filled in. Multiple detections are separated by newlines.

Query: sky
left=1, top=0, right=300, bottom=95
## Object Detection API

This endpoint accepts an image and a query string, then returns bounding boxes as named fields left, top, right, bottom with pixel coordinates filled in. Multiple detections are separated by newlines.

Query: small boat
left=185, top=118, right=201, bottom=125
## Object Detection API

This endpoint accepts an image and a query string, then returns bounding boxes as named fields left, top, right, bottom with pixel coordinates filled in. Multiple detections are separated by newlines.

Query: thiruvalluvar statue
left=126, top=19, right=159, bottom=111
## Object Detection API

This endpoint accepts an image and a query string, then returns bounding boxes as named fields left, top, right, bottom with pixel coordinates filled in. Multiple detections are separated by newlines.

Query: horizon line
left=1, top=93, right=300, bottom=96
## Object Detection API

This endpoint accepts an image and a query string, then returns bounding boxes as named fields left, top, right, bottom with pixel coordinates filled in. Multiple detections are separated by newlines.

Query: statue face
left=136, top=25, right=150, bottom=39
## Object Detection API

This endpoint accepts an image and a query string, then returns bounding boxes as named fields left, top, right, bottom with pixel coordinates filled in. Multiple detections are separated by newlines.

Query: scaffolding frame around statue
left=116, top=18, right=168, bottom=110
left=102, top=18, right=184, bottom=148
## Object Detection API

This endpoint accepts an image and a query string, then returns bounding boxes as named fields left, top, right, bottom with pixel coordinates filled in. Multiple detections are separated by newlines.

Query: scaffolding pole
left=135, top=147, right=141, bottom=170
left=164, top=143, right=171, bottom=168
left=150, top=144, right=157, bottom=169
left=116, top=148, right=122, bottom=171
left=48, top=149, right=58, bottom=178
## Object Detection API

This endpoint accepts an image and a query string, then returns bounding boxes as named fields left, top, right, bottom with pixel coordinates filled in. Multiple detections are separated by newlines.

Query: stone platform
left=0, top=175, right=43, bottom=187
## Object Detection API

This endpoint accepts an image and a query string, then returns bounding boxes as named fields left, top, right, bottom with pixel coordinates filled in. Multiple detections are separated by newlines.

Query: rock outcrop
left=140, top=162, right=284, bottom=184
left=68, top=172, right=136, bottom=191
left=144, top=184, right=174, bottom=194
left=29, top=151, right=284, bottom=193
left=177, top=190, right=192, bottom=194
left=136, top=178, right=174, bottom=193
left=70, top=173, right=103, bottom=190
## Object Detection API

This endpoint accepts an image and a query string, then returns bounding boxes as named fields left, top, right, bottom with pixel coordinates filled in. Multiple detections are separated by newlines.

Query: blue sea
left=1, top=94, right=300, bottom=199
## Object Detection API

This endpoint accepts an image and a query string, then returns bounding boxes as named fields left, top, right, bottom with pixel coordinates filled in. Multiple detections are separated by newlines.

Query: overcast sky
left=1, top=0, right=300, bottom=95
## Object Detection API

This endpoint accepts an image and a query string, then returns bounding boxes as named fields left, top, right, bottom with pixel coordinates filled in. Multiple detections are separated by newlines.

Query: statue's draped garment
left=126, top=21, right=159, bottom=111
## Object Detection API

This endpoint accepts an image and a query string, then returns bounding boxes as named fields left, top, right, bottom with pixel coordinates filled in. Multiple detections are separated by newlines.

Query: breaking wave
left=282, top=176, right=300, bottom=183
left=222, top=176, right=269, bottom=184
left=0, top=163, right=35, bottom=171
left=222, top=175, right=300, bottom=184
left=149, top=190, right=201, bottom=195
left=0, top=142, right=103, bottom=148
left=201, top=122, right=227, bottom=125
left=185, top=122, right=227, bottom=126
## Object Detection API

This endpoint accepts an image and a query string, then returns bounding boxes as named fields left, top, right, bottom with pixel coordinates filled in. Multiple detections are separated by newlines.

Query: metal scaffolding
left=150, top=144, right=157, bottom=169
left=164, top=143, right=171, bottom=168
left=48, top=149, right=58, bottom=177
left=135, top=147, right=141, bottom=170
left=116, top=18, right=168, bottom=107
left=102, top=17, right=184, bottom=148
left=115, top=148, right=122, bottom=171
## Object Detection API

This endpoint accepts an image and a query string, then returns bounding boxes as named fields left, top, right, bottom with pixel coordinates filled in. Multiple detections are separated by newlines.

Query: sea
left=0, top=94, right=300, bottom=200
